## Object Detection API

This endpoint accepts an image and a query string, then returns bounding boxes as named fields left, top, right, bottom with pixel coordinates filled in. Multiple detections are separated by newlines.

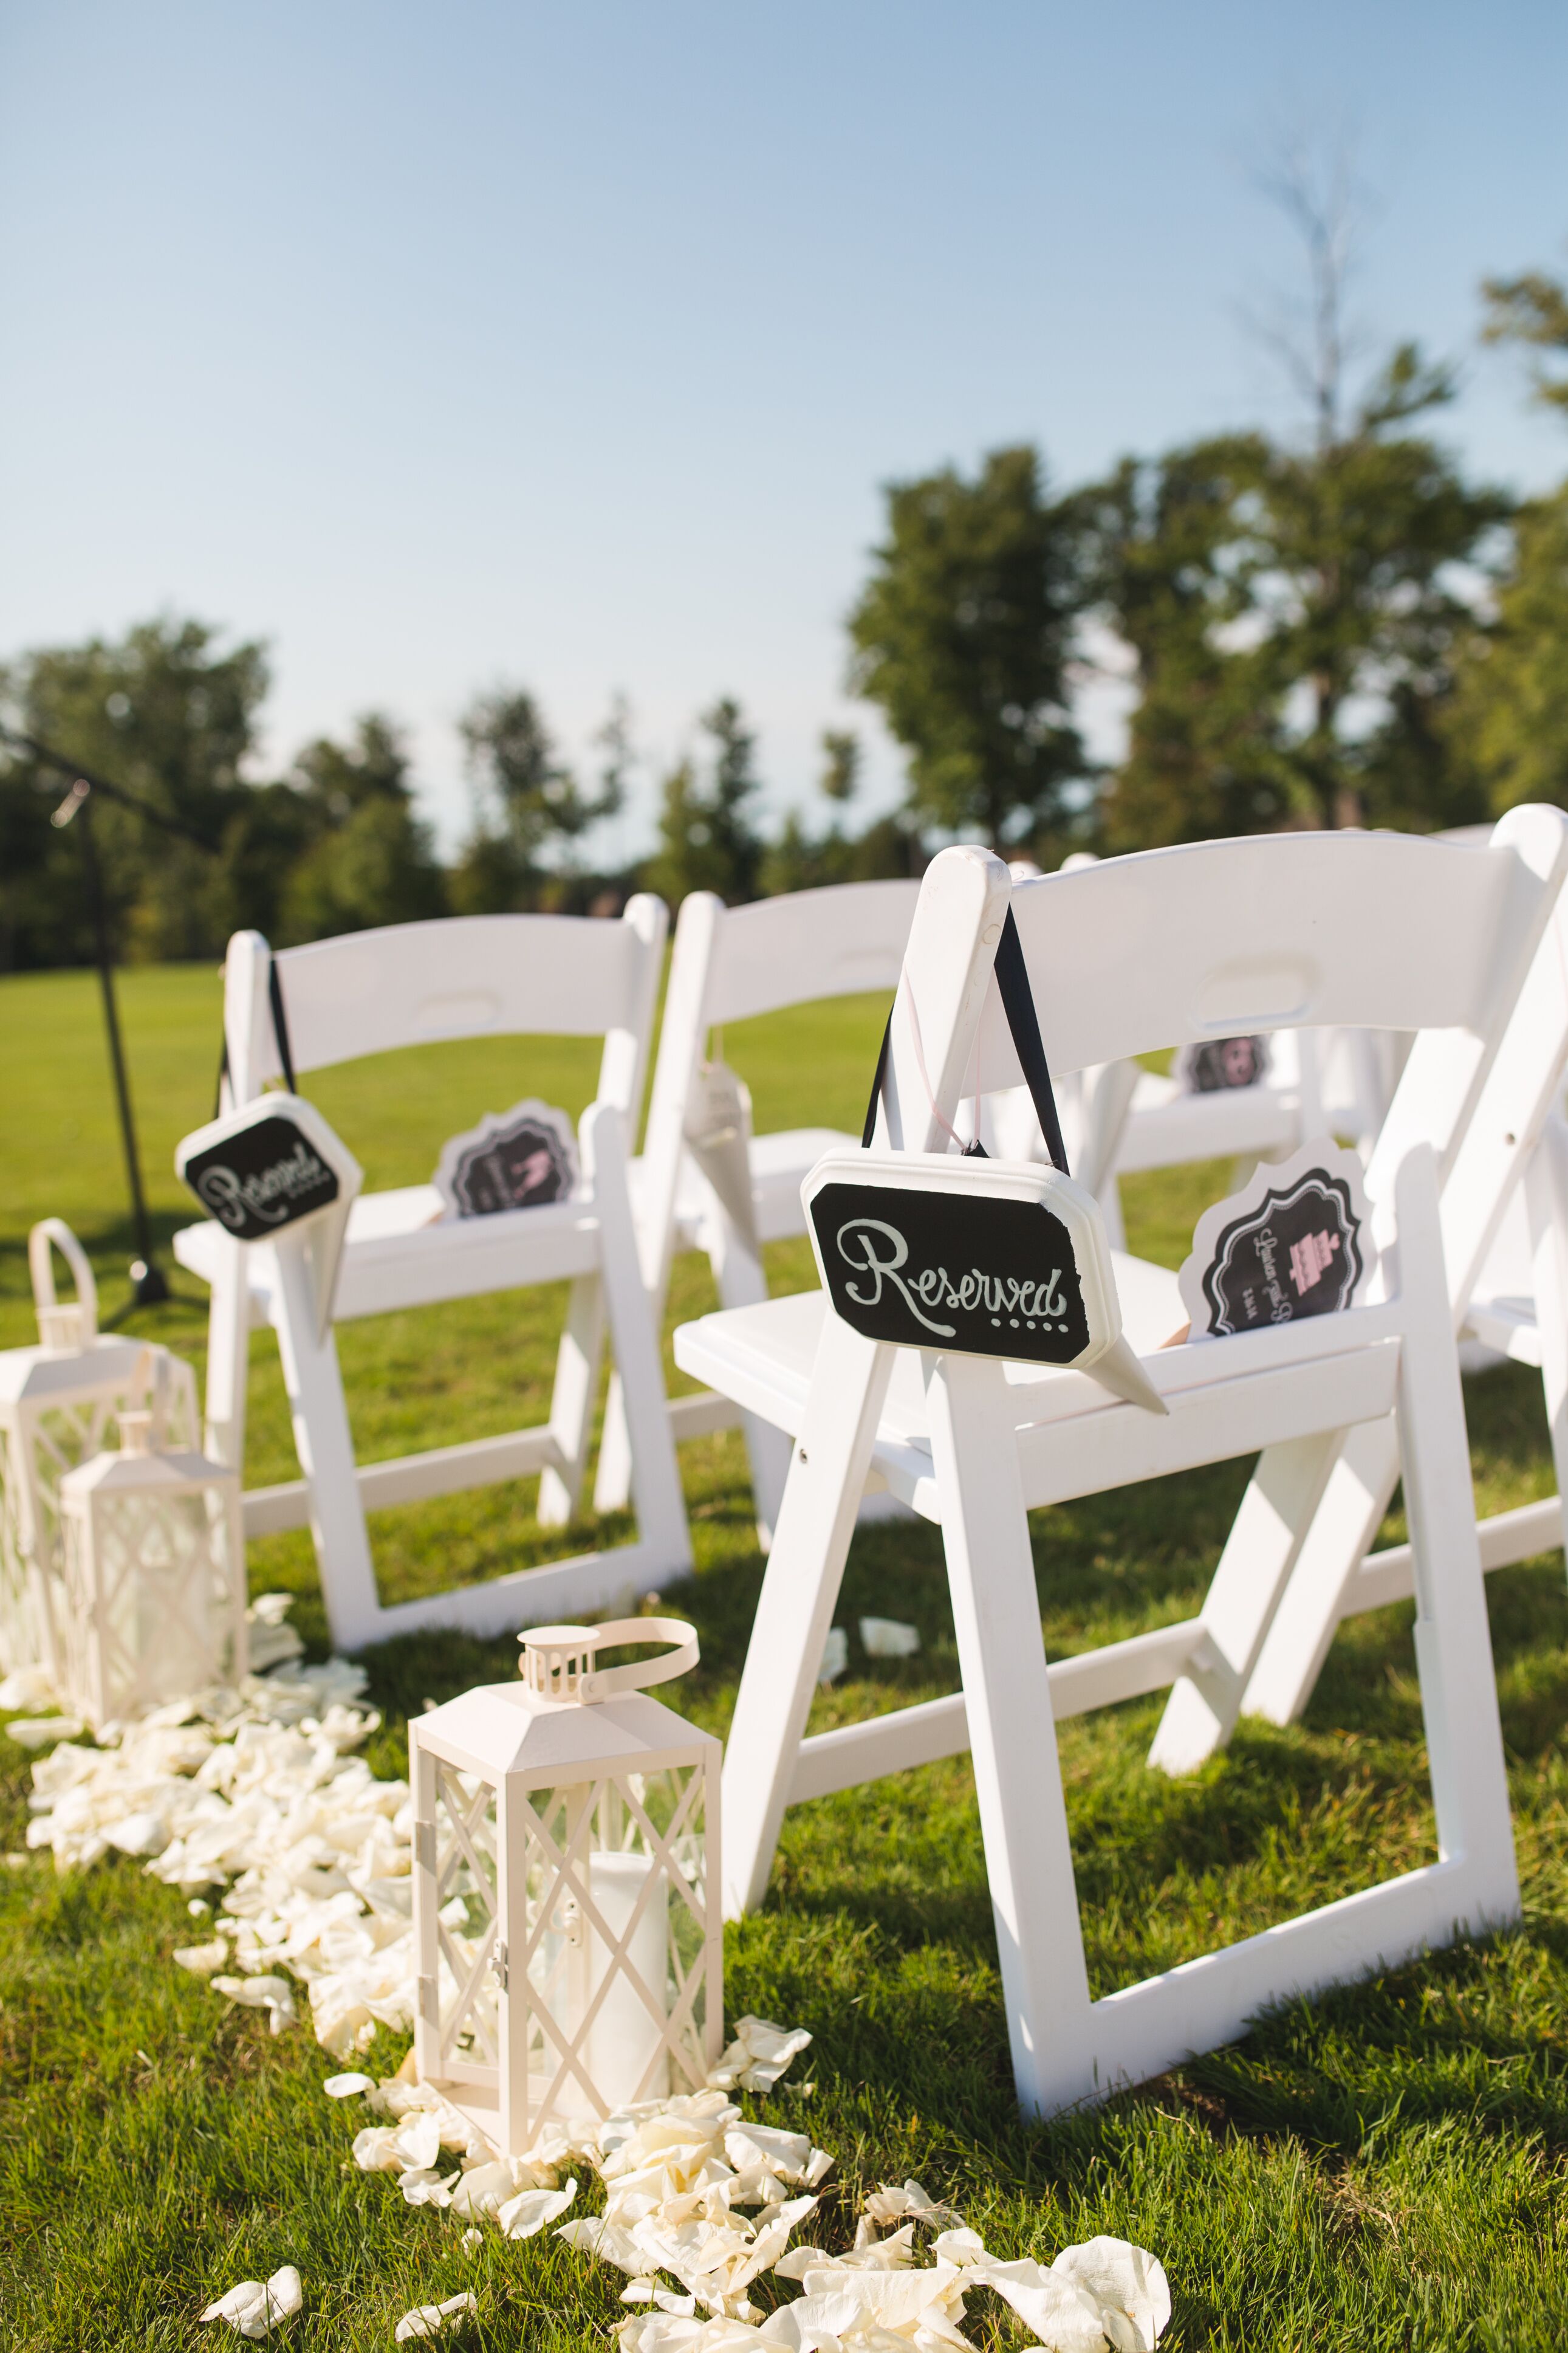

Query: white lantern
left=411, top=1619, right=722, bottom=2153
left=56, top=1406, right=248, bottom=1730
left=0, top=1221, right=197, bottom=1677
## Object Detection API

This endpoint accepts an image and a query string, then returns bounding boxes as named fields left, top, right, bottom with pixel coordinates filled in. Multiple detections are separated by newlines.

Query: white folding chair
left=594, top=880, right=923, bottom=1541
left=173, top=907, right=691, bottom=1652
left=1168, top=812, right=1568, bottom=1756
left=675, top=836, right=1533, bottom=2116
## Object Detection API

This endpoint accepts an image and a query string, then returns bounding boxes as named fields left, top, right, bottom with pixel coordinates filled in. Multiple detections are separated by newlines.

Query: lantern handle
left=29, top=1219, right=98, bottom=1344
left=519, top=1616, right=699, bottom=1703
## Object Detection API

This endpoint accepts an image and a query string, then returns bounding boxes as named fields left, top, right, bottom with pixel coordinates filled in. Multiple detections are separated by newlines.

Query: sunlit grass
left=2, top=962, right=1567, bottom=2346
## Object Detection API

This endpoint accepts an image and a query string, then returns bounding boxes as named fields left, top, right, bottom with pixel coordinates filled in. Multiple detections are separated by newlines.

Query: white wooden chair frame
left=1154, top=810, right=1568, bottom=1760
left=173, top=908, right=691, bottom=1652
left=594, top=879, right=923, bottom=1541
left=676, top=839, right=1532, bottom=2115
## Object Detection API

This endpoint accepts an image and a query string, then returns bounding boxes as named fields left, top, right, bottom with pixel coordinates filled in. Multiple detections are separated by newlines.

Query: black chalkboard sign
left=182, top=1111, right=340, bottom=1242
left=1188, top=1157, right=1368, bottom=1338
left=808, top=1176, right=1094, bottom=1365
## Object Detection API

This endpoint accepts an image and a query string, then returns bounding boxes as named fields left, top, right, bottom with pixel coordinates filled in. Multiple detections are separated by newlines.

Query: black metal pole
left=61, top=783, right=169, bottom=1307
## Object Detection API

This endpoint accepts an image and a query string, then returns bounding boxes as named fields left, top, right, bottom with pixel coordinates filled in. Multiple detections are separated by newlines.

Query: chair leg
left=1389, top=1147, right=1518, bottom=1916
left=202, top=1231, right=252, bottom=1472
left=539, top=1275, right=604, bottom=1528
left=587, top=1103, right=692, bottom=1584
left=1148, top=1431, right=1344, bottom=1774
left=923, top=1353, right=1096, bottom=2116
left=720, top=1319, right=894, bottom=1918
left=268, top=1230, right=383, bottom=1655
left=1234, top=1418, right=1400, bottom=1731
left=1525, top=1121, right=1568, bottom=1568
left=592, top=1371, right=634, bottom=1516
left=710, top=1214, right=792, bottom=1548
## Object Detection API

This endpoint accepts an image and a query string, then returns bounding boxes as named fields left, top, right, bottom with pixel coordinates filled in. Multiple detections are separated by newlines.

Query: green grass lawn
left=2, top=961, right=1567, bottom=2348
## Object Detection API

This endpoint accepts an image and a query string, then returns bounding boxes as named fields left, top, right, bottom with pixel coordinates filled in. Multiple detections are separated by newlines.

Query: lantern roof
left=415, top=1678, right=717, bottom=1781
left=60, top=1439, right=235, bottom=1503
left=0, top=1335, right=151, bottom=1410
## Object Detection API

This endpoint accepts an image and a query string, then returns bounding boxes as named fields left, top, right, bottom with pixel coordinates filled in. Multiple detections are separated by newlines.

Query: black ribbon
left=213, top=957, right=299, bottom=1117
left=860, top=905, right=1069, bottom=1174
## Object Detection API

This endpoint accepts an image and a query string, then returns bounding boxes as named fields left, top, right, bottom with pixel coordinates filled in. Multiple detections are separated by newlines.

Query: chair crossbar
left=239, top=1423, right=569, bottom=1538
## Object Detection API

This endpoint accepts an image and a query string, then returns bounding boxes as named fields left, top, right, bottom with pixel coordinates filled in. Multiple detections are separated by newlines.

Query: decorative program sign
left=433, top=1101, right=579, bottom=1220
left=1176, top=1034, right=1272, bottom=1094
left=802, top=1150, right=1166, bottom=1412
left=1177, top=1138, right=1375, bottom=1341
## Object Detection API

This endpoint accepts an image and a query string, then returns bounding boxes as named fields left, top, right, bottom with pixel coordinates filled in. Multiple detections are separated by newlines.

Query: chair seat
left=174, top=1184, right=604, bottom=1325
left=674, top=1251, right=1191, bottom=1452
left=674, top=1249, right=1406, bottom=1519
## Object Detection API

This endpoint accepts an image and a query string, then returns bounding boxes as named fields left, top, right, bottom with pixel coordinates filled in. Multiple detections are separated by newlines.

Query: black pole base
left=129, top=1258, right=171, bottom=1307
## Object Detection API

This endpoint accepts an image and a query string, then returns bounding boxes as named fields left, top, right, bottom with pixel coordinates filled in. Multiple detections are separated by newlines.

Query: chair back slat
left=980, top=817, right=1566, bottom=1089
left=228, top=905, right=666, bottom=1099
left=702, top=880, right=922, bottom=1027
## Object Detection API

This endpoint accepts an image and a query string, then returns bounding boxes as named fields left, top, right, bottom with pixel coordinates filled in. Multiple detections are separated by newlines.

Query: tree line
left=2, top=242, right=1565, bottom=973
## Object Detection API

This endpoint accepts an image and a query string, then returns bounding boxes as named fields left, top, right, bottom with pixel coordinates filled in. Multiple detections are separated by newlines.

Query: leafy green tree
left=758, top=724, right=924, bottom=893
left=0, top=616, right=270, bottom=966
left=847, top=445, right=1087, bottom=848
left=818, top=729, right=861, bottom=805
left=450, top=688, right=627, bottom=912
left=645, top=697, right=765, bottom=906
left=278, top=714, right=445, bottom=942
left=1070, top=438, right=1289, bottom=848
left=1083, top=149, right=1507, bottom=845
left=1445, top=266, right=1568, bottom=812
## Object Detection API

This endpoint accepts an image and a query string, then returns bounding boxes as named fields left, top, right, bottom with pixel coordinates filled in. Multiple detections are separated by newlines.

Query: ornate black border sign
left=179, top=1102, right=347, bottom=1243
left=1176, top=1034, right=1272, bottom=1094
left=1177, top=1139, right=1375, bottom=1340
left=433, top=1101, right=579, bottom=1220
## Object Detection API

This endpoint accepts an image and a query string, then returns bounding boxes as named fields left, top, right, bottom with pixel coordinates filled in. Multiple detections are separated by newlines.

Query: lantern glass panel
left=429, top=1757, right=711, bottom=2120
left=64, top=1488, right=240, bottom=1715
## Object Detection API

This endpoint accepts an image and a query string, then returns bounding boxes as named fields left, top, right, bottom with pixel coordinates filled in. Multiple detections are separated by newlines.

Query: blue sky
left=2, top=2, right=1565, bottom=859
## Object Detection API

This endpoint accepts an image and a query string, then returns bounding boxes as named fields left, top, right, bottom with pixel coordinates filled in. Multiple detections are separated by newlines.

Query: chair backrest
left=870, top=820, right=1568, bottom=1281
left=221, top=900, right=669, bottom=1125
left=988, top=817, right=1568, bottom=1086
left=694, top=880, right=923, bottom=1028
left=631, top=882, right=923, bottom=1294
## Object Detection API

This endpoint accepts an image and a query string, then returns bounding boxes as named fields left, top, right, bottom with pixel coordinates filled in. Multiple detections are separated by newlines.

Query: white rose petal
left=173, top=1938, right=230, bottom=1976
left=1052, top=2237, right=1171, bottom=2352
left=498, top=2177, right=577, bottom=2239
left=323, top=2071, right=375, bottom=2098
left=394, top=2292, right=478, bottom=2340
left=7, top=1715, right=86, bottom=1748
left=211, top=1975, right=298, bottom=2035
left=858, top=1617, right=920, bottom=1660
left=200, top=2263, right=303, bottom=2338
